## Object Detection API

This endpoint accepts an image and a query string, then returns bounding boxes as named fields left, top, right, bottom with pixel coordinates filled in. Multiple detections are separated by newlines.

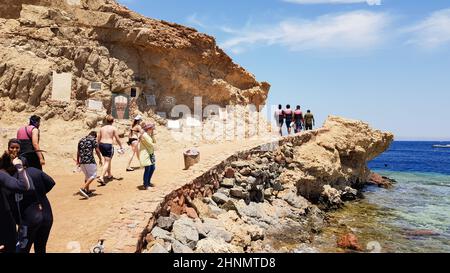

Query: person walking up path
left=77, top=131, right=103, bottom=198
left=97, top=115, right=124, bottom=185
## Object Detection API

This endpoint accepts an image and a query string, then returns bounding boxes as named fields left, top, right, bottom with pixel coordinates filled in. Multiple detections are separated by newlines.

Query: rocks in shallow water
left=221, top=178, right=235, bottom=188
left=337, top=233, right=362, bottom=251
left=367, top=172, right=394, bottom=188
left=172, top=216, right=199, bottom=249
left=404, top=229, right=440, bottom=237
left=306, top=205, right=325, bottom=233
left=341, top=187, right=358, bottom=201
left=320, top=185, right=343, bottom=209
left=212, top=192, right=230, bottom=205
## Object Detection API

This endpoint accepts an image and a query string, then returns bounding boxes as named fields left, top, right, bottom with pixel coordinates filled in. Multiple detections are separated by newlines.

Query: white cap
left=134, top=115, right=143, bottom=121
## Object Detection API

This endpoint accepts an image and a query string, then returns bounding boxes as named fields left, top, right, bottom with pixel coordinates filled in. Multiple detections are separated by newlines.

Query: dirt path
left=45, top=137, right=274, bottom=253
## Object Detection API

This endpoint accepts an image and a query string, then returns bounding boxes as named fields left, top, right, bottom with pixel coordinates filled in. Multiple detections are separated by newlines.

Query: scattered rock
left=171, top=239, right=194, bottom=253
left=367, top=172, right=394, bottom=188
left=221, top=178, right=235, bottom=188
left=230, top=187, right=249, bottom=199
left=185, top=207, right=199, bottom=219
left=239, top=167, right=252, bottom=176
left=148, top=242, right=169, bottom=253
left=337, top=233, right=362, bottom=251
left=172, top=216, right=199, bottom=249
left=224, top=167, right=235, bottom=178
left=212, top=192, right=230, bottom=205
left=341, top=187, right=358, bottom=201
left=157, top=216, right=175, bottom=231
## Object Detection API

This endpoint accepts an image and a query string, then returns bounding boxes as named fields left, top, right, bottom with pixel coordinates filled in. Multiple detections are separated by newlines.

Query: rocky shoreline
left=138, top=116, right=394, bottom=253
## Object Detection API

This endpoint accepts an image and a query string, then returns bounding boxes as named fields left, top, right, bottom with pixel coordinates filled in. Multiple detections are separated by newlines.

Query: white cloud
left=405, top=9, right=450, bottom=49
left=186, top=14, right=207, bottom=28
left=284, top=0, right=381, bottom=6
left=221, top=11, right=390, bottom=53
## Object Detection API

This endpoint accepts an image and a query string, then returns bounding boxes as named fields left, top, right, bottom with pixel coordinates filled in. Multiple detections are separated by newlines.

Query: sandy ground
left=0, top=112, right=277, bottom=252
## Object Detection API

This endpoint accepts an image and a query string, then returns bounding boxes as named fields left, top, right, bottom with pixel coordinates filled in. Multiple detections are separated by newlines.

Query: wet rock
left=212, top=192, right=230, bottom=205
left=221, top=178, right=235, bottom=188
left=337, top=233, right=362, bottom=251
left=367, top=172, right=394, bottom=188
left=405, top=229, right=440, bottom=237
left=306, top=205, right=325, bottom=233
left=320, top=185, right=343, bottom=209
left=341, top=187, right=358, bottom=201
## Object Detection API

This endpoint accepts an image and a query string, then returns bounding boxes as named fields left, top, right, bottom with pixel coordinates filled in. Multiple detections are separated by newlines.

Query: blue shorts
left=99, top=143, right=114, bottom=158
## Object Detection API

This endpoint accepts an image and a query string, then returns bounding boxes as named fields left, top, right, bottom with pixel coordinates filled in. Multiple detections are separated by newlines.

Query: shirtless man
left=97, top=115, right=124, bottom=185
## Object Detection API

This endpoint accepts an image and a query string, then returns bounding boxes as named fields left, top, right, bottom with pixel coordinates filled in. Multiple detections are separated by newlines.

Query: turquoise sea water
left=313, top=142, right=450, bottom=253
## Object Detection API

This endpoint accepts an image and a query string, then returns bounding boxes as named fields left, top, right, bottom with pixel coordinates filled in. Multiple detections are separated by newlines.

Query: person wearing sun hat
left=126, top=115, right=144, bottom=172
left=139, top=122, right=156, bottom=190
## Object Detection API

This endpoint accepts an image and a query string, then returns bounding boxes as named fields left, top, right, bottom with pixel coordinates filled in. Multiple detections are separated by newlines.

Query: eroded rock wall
left=0, top=0, right=270, bottom=114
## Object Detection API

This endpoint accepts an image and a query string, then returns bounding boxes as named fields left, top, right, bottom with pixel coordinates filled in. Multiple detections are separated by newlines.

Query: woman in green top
left=139, top=123, right=156, bottom=190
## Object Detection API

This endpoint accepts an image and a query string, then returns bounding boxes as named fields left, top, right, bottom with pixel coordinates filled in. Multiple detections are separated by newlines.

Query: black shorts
left=99, top=143, right=114, bottom=158
left=127, top=138, right=138, bottom=146
left=278, top=118, right=284, bottom=127
left=305, top=123, right=313, bottom=130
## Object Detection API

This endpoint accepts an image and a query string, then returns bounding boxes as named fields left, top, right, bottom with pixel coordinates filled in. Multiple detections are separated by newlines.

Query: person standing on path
left=304, top=110, right=315, bottom=131
left=284, top=105, right=294, bottom=135
left=274, top=104, right=285, bottom=136
left=293, top=105, right=304, bottom=134
left=126, top=115, right=143, bottom=172
left=17, top=115, right=45, bottom=170
left=97, top=115, right=124, bottom=185
left=139, top=123, right=156, bottom=190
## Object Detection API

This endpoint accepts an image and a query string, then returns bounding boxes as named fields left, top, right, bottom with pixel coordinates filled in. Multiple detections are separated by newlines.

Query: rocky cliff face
left=139, top=116, right=394, bottom=253
left=0, top=0, right=270, bottom=114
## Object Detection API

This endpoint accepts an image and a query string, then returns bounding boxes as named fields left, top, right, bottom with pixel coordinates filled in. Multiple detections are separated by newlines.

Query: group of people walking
left=274, top=104, right=315, bottom=136
left=0, top=113, right=158, bottom=253
left=77, top=115, right=157, bottom=199
left=1, top=115, right=55, bottom=253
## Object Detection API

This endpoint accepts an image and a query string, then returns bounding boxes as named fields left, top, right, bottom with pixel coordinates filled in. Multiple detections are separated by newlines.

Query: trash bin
left=184, top=148, right=200, bottom=170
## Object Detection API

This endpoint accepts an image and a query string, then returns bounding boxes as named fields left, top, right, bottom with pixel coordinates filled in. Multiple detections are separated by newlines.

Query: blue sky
left=118, top=0, right=450, bottom=140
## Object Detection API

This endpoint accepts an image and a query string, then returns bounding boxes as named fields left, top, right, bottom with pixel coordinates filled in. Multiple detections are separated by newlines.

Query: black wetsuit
left=284, top=109, right=293, bottom=129
left=0, top=170, right=29, bottom=253
left=9, top=167, right=55, bottom=253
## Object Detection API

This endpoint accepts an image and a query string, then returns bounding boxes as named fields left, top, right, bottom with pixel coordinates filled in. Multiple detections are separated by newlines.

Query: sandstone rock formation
left=0, top=0, right=270, bottom=116
left=141, top=116, right=394, bottom=253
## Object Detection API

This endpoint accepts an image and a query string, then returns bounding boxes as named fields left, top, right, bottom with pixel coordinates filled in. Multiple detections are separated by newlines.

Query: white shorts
left=80, top=164, right=97, bottom=181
